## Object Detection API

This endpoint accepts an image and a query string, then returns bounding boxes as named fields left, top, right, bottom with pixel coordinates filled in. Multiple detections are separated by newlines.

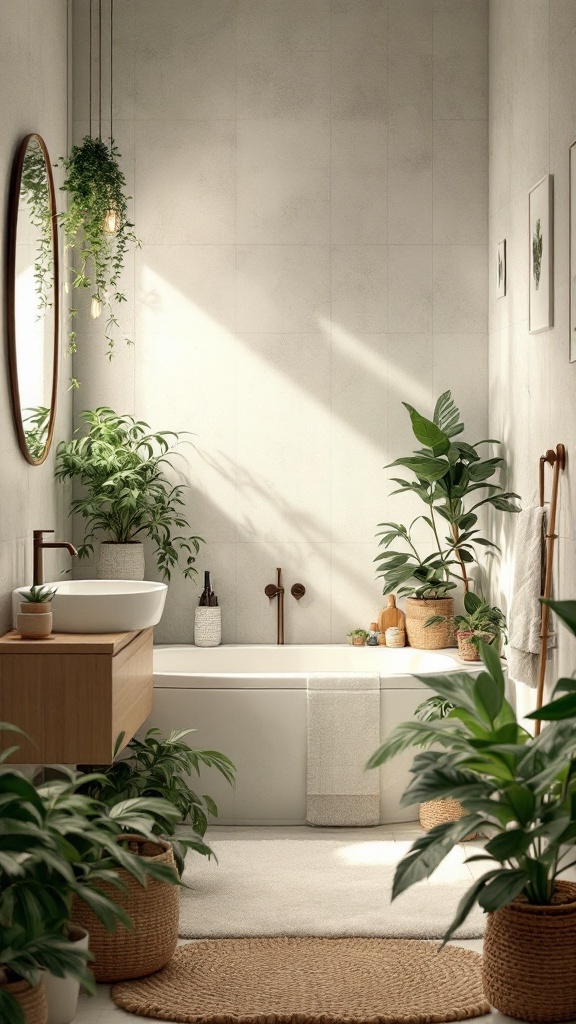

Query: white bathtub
left=147, top=644, right=477, bottom=826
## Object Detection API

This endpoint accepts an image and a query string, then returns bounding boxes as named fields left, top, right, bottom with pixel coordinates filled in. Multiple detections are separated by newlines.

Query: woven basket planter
left=483, top=881, right=576, bottom=1022
left=419, top=798, right=477, bottom=840
left=71, top=835, right=179, bottom=983
left=98, top=542, right=145, bottom=581
left=456, top=630, right=492, bottom=662
left=405, top=598, right=455, bottom=649
left=1, top=978, right=47, bottom=1024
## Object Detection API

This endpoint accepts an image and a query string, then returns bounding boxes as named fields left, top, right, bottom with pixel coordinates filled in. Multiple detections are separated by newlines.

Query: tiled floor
left=72, top=824, right=568, bottom=1024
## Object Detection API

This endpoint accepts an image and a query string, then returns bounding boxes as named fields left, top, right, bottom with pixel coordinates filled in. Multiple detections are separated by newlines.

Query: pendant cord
left=110, top=0, right=114, bottom=144
left=89, top=0, right=92, bottom=137
left=98, top=0, right=102, bottom=140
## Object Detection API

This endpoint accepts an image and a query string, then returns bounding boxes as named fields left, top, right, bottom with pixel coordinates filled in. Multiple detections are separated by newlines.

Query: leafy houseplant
left=426, top=591, right=508, bottom=662
left=54, top=407, right=203, bottom=581
left=0, top=725, right=181, bottom=1024
left=413, top=695, right=475, bottom=835
left=22, top=407, right=51, bottom=463
left=347, top=628, right=370, bottom=646
left=375, top=391, right=520, bottom=600
left=58, top=136, right=139, bottom=385
left=366, top=600, right=576, bottom=1022
left=79, top=727, right=236, bottom=876
left=20, top=142, right=54, bottom=318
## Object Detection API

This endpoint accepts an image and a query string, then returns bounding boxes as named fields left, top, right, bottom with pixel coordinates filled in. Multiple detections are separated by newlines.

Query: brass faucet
left=33, top=530, right=78, bottom=587
left=264, top=569, right=306, bottom=644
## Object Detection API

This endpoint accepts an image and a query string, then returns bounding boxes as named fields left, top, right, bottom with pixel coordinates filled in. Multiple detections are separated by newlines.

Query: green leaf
left=528, top=693, right=576, bottom=721
left=543, top=599, right=576, bottom=638
left=440, top=871, right=501, bottom=946
left=402, top=404, right=451, bottom=456
left=478, top=870, right=529, bottom=912
left=474, top=670, right=503, bottom=724
left=504, top=784, right=535, bottom=826
left=392, top=816, right=483, bottom=899
left=387, top=456, right=449, bottom=482
left=484, top=829, right=532, bottom=862
left=432, top=391, right=464, bottom=438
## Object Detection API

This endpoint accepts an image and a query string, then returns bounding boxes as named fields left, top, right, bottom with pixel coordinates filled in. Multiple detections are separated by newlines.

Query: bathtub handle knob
left=291, top=583, right=306, bottom=600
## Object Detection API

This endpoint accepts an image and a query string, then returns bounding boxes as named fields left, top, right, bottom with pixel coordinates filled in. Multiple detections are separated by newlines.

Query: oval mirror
left=7, top=134, right=59, bottom=465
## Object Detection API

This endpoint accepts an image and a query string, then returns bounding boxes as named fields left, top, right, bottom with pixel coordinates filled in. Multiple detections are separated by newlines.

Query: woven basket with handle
left=419, top=798, right=477, bottom=840
left=72, top=834, right=179, bottom=983
left=483, top=881, right=576, bottom=1023
left=1, top=978, right=47, bottom=1024
left=405, top=598, right=455, bottom=649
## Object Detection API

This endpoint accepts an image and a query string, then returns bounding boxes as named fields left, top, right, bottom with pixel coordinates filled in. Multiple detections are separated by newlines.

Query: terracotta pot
left=1, top=977, right=47, bottom=1024
left=71, top=834, right=178, bottom=982
left=17, top=602, right=53, bottom=639
left=405, top=597, right=455, bottom=649
left=97, top=542, right=145, bottom=581
left=483, top=881, right=576, bottom=1022
left=351, top=637, right=366, bottom=646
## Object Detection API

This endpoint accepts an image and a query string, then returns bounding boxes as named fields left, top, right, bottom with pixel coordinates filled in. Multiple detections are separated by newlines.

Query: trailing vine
left=20, top=141, right=54, bottom=316
left=58, top=136, right=140, bottom=386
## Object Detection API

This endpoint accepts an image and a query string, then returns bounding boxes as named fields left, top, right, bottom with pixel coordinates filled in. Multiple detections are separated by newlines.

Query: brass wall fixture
left=534, top=444, right=566, bottom=735
left=291, top=583, right=306, bottom=600
left=264, top=567, right=285, bottom=645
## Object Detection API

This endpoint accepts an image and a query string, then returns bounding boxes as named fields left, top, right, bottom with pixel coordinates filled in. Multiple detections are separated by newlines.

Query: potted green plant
left=54, top=407, right=203, bottom=581
left=412, top=695, right=476, bottom=836
left=58, top=136, right=139, bottom=385
left=16, top=585, right=56, bottom=640
left=366, top=600, right=576, bottom=1023
left=79, top=727, right=236, bottom=876
left=425, top=592, right=508, bottom=662
left=375, top=391, right=520, bottom=649
left=347, top=628, right=370, bottom=646
left=0, top=726, right=180, bottom=1024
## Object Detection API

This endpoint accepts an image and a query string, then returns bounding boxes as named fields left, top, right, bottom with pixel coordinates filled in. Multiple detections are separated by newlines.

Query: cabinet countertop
left=0, top=629, right=146, bottom=656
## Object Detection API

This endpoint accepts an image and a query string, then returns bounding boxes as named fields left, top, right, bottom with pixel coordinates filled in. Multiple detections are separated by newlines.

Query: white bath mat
left=179, top=837, right=486, bottom=940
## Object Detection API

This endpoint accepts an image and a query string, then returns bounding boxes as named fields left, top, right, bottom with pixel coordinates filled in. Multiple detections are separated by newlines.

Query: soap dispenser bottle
left=194, top=571, right=221, bottom=647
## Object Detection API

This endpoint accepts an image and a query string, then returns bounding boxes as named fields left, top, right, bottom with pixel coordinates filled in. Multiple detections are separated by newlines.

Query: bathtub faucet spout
left=264, top=567, right=285, bottom=645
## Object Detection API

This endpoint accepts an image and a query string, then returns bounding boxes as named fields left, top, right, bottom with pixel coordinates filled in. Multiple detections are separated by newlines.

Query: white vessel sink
left=12, top=580, right=168, bottom=634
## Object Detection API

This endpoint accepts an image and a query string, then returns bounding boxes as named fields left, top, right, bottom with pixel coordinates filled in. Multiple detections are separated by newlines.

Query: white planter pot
left=98, top=542, right=145, bottom=581
left=16, top=602, right=53, bottom=638
left=44, top=925, right=89, bottom=1024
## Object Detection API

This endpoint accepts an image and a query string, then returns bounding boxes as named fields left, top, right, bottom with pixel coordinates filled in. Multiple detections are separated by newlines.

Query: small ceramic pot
left=17, top=602, right=53, bottom=639
left=385, top=626, right=406, bottom=648
left=98, top=542, right=145, bottom=581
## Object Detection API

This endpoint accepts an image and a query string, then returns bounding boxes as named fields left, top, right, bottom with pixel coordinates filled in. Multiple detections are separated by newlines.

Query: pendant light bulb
left=103, top=207, right=119, bottom=235
left=91, top=297, right=102, bottom=319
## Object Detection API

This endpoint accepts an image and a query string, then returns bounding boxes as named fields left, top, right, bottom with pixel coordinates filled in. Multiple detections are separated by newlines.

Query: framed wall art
left=565, top=140, right=569, bottom=364
left=496, top=239, right=506, bottom=298
left=528, top=174, right=553, bottom=334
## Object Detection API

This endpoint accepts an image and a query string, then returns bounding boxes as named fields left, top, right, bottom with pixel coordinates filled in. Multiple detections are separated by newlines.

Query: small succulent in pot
left=425, top=592, right=507, bottom=661
left=347, top=628, right=371, bottom=646
left=17, top=586, right=57, bottom=639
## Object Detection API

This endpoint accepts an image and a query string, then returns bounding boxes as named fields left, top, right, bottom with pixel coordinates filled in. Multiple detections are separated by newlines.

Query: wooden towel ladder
left=534, top=444, right=566, bottom=735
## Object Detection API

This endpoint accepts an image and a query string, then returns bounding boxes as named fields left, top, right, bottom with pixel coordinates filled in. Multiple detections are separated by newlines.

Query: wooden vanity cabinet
left=0, top=628, right=153, bottom=763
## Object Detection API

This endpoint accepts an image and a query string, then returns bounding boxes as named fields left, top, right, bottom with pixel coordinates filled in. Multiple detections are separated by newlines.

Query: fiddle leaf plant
left=54, top=407, right=203, bottom=580
left=375, top=391, right=521, bottom=599
left=58, top=136, right=140, bottom=384
left=366, top=599, right=576, bottom=944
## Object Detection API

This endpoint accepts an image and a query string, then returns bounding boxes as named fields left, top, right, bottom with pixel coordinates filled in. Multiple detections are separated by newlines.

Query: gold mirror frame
left=7, top=133, right=60, bottom=466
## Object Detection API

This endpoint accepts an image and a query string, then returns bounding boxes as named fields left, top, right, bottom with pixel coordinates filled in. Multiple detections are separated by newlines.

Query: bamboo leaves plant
left=376, top=392, right=521, bottom=599
left=366, top=599, right=576, bottom=943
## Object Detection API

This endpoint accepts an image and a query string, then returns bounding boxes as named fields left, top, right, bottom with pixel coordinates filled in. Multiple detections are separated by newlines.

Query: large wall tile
left=331, top=246, right=387, bottom=333
left=388, top=246, right=433, bottom=332
left=433, top=0, right=488, bottom=120
left=388, top=0, right=433, bottom=57
left=432, top=334, right=489, bottom=440
left=331, top=53, right=388, bottom=120
left=135, top=121, right=236, bottom=245
left=433, top=245, right=488, bottom=332
left=238, top=54, right=331, bottom=121
left=329, top=543, right=389, bottom=643
left=237, top=0, right=330, bottom=57
left=433, top=121, right=488, bottom=244
left=134, top=0, right=235, bottom=120
left=236, top=334, right=331, bottom=544
left=237, top=120, right=330, bottom=244
left=330, top=121, right=387, bottom=244
left=237, top=246, right=330, bottom=333
left=330, top=0, right=387, bottom=55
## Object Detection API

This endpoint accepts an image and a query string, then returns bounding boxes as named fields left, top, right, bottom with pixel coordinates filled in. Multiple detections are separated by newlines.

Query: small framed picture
left=570, top=141, right=576, bottom=361
left=496, top=240, right=506, bottom=298
left=528, top=174, right=553, bottom=334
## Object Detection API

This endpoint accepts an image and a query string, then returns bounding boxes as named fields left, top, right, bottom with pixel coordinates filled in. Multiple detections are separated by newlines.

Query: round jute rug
left=112, top=937, right=490, bottom=1024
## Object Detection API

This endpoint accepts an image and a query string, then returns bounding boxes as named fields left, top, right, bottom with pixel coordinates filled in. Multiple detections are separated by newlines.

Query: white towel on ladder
left=306, top=673, right=380, bottom=827
left=506, top=506, right=556, bottom=688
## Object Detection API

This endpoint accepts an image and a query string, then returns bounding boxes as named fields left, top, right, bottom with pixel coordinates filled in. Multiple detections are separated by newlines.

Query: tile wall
left=72, top=0, right=489, bottom=644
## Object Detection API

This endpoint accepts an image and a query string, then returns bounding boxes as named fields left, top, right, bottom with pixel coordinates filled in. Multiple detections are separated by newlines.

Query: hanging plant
left=58, top=136, right=139, bottom=386
left=20, top=141, right=54, bottom=315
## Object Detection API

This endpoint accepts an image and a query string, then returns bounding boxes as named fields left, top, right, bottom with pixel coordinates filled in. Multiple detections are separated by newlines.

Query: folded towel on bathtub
left=306, top=673, right=380, bottom=827
left=506, top=505, right=555, bottom=689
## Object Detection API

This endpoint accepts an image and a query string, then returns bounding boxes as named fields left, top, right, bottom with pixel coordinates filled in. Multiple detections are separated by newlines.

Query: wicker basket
left=419, top=798, right=477, bottom=840
left=71, top=835, right=179, bottom=983
left=483, top=881, right=576, bottom=1022
left=405, top=598, right=455, bottom=649
left=456, top=630, right=492, bottom=662
left=1, top=978, right=47, bottom=1024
